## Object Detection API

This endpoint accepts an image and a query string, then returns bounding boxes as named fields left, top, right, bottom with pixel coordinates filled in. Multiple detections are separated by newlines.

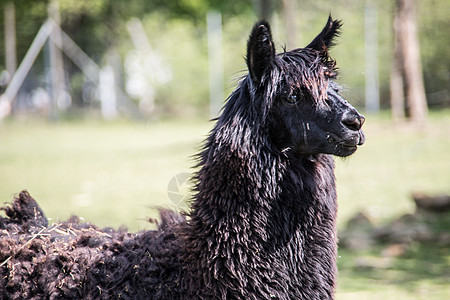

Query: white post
left=48, top=0, right=66, bottom=118
left=99, top=65, right=118, bottom=119
left=207, top=11, right=223, bottom=119
left=4, top=2, right=17, bottom=83
left=126, top=18, right=155, bottom=115
left=365, top=1, right=379, bottom=113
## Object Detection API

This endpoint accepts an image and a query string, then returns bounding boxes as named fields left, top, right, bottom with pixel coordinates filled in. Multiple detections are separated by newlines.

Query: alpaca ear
left=246, top=21, right=276, bottom=85
left=306, top=15, right=342, bottom=52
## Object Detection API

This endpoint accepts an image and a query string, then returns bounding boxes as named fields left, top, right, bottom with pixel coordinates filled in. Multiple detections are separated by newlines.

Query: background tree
left=390, top=0, right=428, bottom=123
left=281, top=0, right=297, bottom=49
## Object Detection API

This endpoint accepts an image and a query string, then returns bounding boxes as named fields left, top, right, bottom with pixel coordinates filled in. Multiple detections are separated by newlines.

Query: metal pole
left=365, top=1, right=380, bottom=113
left=48, top=0, right=65, bottom=119
left=4, top=2, right=17, bottom=83
left=207, top=11, right=224, bottom=118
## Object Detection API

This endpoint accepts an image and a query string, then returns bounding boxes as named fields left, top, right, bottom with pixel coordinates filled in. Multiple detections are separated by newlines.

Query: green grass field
left=1, top=111, right=449, bottom=298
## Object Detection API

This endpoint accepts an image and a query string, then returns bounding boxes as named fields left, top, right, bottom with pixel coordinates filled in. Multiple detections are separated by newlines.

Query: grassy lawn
left=1, top=111, right=449, bottom=298
left=0, top=118, right=212, bottom=231
left=335, top=110, right=450, bottom=228
left=336, top=242, right=450, bottom=299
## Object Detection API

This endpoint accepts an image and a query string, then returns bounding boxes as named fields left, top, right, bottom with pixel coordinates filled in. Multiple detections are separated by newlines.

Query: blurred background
left=0, top=0, right=449, bottom=298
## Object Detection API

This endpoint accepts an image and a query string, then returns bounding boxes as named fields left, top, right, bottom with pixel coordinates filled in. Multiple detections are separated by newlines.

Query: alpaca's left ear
left=306, top=15, right=342, bottom=52
left=246, top=21, right=275, bottom=85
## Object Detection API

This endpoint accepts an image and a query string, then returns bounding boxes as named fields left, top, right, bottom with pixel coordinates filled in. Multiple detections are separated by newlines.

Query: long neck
left=182, top=116, right=338, bottom=299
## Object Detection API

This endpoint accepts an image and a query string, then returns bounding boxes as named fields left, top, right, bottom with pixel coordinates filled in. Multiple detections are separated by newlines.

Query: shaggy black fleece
left=0, top=191, right=185, bottom=299
left=0, top=17, right=365, bottom=300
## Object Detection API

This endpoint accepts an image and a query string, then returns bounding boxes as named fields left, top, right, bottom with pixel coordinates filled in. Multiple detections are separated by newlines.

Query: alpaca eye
left=283, top=95, right=299, bottom=106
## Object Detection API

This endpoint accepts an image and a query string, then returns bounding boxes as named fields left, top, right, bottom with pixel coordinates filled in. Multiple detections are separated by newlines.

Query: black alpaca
left=0, top=17, right=365, bottom=299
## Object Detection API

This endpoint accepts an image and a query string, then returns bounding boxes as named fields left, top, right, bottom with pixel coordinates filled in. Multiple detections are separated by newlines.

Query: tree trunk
left=259, top=0, right=273, bottom=21
left=4, top=2, right=16, bottom=81
left=281, top=0, right=297, bottom=49
left=391, top=0, right=427, bottom=123
left=4, top=2, right=17, bottom=111
left=390, top=8, right=405, bottom=122
left=48, top=0, right=66, bottom=118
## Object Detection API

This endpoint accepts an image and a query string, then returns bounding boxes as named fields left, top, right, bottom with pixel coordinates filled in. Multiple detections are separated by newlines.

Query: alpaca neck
left=184, top=129, right=338, bottom=298
left=190, top=124, right=337, bottom=240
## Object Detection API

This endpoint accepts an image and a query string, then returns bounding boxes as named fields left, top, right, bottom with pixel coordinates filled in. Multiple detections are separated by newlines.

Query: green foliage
left=0, top=1, right=47, bottom=71
left=0, top=0, right=449, bottom=116
left=139, top=15, right=209, bottom=114
left=419, top=0, right=450, bottom=105
left=59, top=0, right=106, bottom=14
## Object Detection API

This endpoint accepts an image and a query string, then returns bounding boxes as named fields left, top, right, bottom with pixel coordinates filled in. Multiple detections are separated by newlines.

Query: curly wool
left=0, top=191, right=184, bottom=299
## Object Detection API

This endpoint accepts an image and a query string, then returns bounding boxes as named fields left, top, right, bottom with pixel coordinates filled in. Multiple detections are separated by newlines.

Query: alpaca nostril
left=359, top=115, right=366, bottom=128
left=342, top=114, right=364, bottom=131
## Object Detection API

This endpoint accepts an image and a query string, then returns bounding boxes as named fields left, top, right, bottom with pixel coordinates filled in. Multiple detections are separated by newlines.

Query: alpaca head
left=246, top=17, right=365, bottom=157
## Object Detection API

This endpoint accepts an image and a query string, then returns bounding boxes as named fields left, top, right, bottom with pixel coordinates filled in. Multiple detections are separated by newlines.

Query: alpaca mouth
left=342, top=130, right=365, bottom=148
left=358, top=131, right=366, bottom=146
left=342, top=144, right=357, bottom=150
left=336, top=131, right=364, bottom=157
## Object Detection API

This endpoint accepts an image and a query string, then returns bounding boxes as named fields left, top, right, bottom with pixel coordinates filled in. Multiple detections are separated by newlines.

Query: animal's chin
left=333, top=144, right=358, bottom=157
left=293, top=143, right=359, bottom=158
left=330, top=131, right=365, bottom=157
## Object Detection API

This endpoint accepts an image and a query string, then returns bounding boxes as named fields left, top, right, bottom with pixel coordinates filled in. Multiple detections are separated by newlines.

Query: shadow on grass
left=338, top=243, right=450, bottom=298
